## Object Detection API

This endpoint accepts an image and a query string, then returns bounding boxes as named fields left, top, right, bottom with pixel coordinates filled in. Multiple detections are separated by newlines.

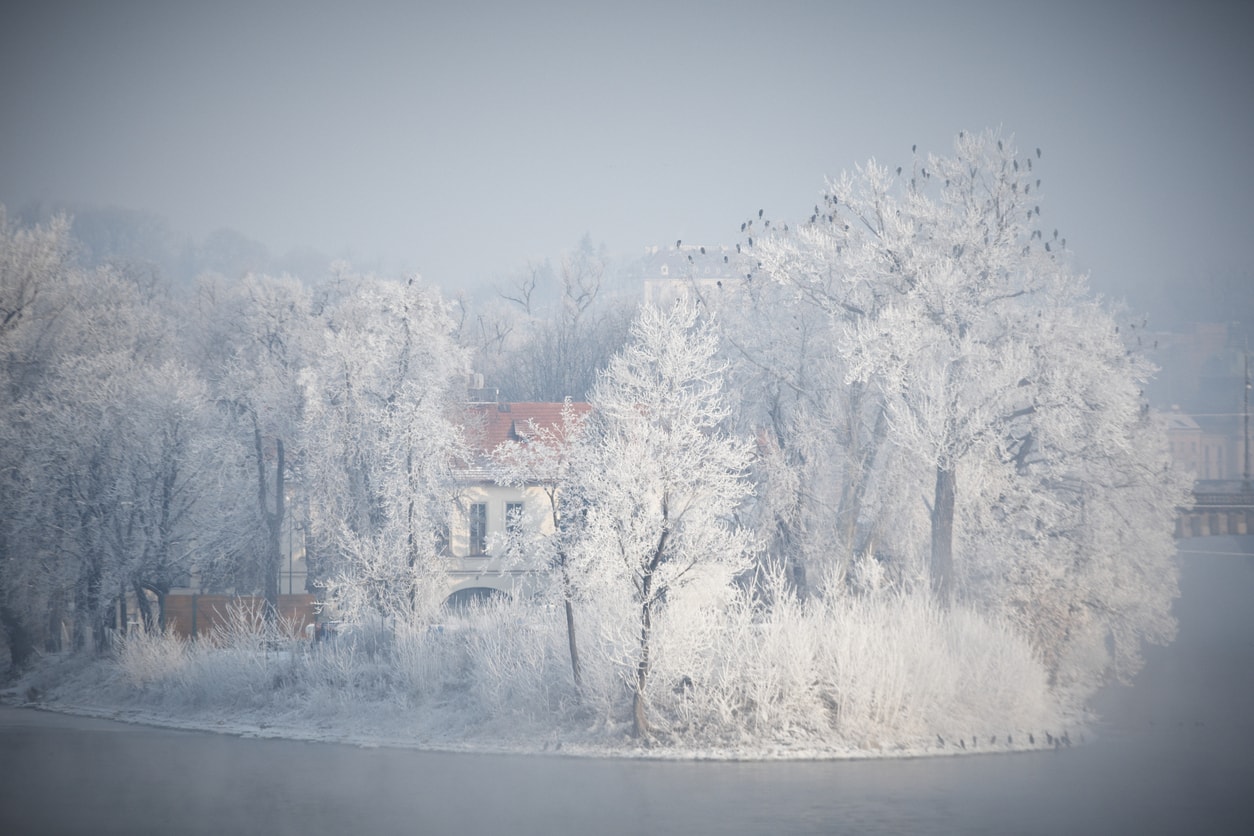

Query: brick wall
left=163, top=594, right=317, bottom=640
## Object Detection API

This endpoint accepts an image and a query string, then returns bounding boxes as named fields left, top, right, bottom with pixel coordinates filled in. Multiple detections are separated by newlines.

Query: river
left=3, top=536, right=1252, bottom=835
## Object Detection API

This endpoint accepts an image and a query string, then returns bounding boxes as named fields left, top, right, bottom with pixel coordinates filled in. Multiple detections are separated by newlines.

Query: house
left=443, top=395, right=591, bottom=606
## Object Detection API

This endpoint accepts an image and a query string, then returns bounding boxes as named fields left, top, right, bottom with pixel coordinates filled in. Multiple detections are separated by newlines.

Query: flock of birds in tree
left=672, top=142, right=1070, bottom=288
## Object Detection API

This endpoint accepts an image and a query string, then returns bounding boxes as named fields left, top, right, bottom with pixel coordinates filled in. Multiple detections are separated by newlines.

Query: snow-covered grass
left=3, top=578, right=1079, bottom=760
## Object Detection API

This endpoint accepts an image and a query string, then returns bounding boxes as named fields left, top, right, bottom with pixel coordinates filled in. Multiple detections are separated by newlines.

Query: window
left=468, top=503, right=487, bottom=556
left=506, top=502, right=525, bottom=536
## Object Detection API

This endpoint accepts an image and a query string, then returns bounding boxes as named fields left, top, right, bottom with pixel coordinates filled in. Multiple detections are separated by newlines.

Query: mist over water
left=3, top=537, right=1251, bottom=836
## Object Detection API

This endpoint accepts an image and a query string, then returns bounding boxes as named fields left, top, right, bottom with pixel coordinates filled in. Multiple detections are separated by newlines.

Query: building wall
left=445, top=481, right=554, bottom=598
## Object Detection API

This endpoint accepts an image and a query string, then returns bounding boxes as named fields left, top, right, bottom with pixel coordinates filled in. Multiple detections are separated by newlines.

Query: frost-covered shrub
left=156, top=600, right=306, bottom=709
left=391, top=617, right=470, bottom=702
left=641, top=570, right=1059, bottom=749
left=458, top=595, right=572, bottom=720
left=116, top=626, right=188, bottom=688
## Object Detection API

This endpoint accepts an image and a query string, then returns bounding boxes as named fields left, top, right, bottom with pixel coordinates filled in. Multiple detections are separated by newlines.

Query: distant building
left=1164, top=407, right=1248, bottom=481
left=637, top=244, right=743, bottom=307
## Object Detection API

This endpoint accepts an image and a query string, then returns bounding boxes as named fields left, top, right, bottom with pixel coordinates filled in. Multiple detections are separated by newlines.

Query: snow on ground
left=0, top=648, right=1089, bottom=762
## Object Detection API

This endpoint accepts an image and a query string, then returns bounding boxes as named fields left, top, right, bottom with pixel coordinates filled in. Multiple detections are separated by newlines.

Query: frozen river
left=3, top=536, right=1252, bottom=835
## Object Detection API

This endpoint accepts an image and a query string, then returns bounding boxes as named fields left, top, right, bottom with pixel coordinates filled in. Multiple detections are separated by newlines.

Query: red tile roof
left=464, top=401, right=591, bottom=456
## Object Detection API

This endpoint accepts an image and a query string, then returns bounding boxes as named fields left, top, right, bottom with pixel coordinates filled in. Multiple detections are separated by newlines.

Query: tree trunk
left=259, top=435, right=285, bottom=622
left=0, top=604, right=36, bottom=673
left=632, top=573, right=653, bottom=740
left=563, top=595, right=582, bottom=693
left=930, top=465, right=956, bottom=605
left=132, top=580, right=156, bottom=632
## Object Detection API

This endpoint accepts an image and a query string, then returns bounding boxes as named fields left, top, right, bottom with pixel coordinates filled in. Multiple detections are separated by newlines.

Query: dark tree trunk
left=632, top=583, right=652, bottom=740
left=931, top=465, right=956, bottom=605
left=257, top=431, right=285, bottom=623
left=563, top=595, right=582, bottom=694
left=132, top=580, right=156, bottom=632
left=0, top=604, right=36, bottom=673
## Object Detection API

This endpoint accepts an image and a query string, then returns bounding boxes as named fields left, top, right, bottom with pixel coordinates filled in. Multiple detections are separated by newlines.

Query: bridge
left=1177, top=480, right=1254, bottom=538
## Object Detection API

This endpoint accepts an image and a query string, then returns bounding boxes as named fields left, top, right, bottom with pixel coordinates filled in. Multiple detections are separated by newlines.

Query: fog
left=2, top=0, right=1252, bottom=314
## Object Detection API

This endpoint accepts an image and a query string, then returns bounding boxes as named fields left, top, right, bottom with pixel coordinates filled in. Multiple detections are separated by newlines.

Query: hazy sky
left=2, top=0, right=1251, bottom=308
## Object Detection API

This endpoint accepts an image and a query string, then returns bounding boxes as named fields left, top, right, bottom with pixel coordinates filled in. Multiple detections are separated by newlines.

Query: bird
left=1036, top=147, right=1042, bottom=158
left=748, top=237, right=753, bottom=247
left=1029, top=733, right=1035, bottom=744
left=700, top=246, right=705, bottom=254
left=959, top=738, right=966, bottom=749
left=1045, top=732, right=1054, bottom=745
left=676, top=239, right=682, bottom=248
left=741, top=222, right=746, bottom=232
left=897, top=166, right=902, bottom=175
left=1007, top=735, right=1013, bottom=745
left=758, top=208, right=764, bottom=218
left=723, top=255, right=728, bottom=263
left=937, top=735, right=945, bottom=747
left=912, top=144, right=917, bottom=152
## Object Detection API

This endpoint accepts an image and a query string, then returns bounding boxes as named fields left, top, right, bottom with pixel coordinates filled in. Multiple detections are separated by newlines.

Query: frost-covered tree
left=464, top=237, right=633, bottom=402
left=566, top=302, right=757, bottom=738
left=0, top=212, right=225, bottom=650
left=744, top=130, right=1185, bottom=691
left=490, top=399, right=591, bottom=692
left=193, top=272, right=319, bottom=617
left=698, top=257, right=888, bottom=591
left=0, top=210, right=80, bottom=666
left=303, top=275, right=469, bottom=626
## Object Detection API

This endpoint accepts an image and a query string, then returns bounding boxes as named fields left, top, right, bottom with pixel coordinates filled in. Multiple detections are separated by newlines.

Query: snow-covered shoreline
left=2, top=651, right=1091, bottom=763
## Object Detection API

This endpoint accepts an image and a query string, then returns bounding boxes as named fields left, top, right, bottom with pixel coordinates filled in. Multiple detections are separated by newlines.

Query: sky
left=2, top=0, right=1252, bottom=311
